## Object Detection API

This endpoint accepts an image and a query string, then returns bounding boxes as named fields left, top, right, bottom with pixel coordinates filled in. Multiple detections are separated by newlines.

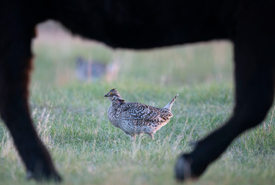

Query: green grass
left=0, top=33, right=275, bottom=185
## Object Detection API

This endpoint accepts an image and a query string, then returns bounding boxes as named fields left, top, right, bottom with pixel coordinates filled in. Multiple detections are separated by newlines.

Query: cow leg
left=175, top=31, right=275, bottom=181
left=0, top=10, right=61, bottom=182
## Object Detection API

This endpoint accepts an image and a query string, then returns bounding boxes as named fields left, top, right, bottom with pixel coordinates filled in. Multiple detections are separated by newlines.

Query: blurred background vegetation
left=32, top=20, right=233, bottom=89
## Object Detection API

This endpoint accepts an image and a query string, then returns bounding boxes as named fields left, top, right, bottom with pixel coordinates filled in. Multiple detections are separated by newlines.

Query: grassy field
left=0, top=23, right=275, bottom=185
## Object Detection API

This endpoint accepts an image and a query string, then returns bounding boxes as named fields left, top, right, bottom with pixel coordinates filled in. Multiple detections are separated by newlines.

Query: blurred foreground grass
left=0, top=23, right=275, bottom=185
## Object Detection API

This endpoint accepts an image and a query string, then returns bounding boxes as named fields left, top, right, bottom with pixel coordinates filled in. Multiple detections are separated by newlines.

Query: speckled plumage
left=104, top=89, right=178, bottom=141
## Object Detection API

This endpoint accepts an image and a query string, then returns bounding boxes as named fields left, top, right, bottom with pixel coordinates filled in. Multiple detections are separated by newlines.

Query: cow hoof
left=175, top=155, right=192, bottom=182
left=175, top=154, right=200, bottom=182
left=175, top=153, right=208, bottom=182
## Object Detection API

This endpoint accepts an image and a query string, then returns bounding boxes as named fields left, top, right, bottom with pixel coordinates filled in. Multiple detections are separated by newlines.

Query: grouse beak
left=104, top=94, right=108, bottom=97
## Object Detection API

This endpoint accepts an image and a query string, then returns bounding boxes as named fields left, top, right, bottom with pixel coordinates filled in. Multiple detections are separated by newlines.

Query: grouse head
left=104, top=88, right=125, bottom=104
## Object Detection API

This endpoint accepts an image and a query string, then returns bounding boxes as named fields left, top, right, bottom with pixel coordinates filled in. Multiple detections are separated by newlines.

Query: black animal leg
left=0, top=10, right=61, bottom=182
left=175, top=31, right=275, bottom=181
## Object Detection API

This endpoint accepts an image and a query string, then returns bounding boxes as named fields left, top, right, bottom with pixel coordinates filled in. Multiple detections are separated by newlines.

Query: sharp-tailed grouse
left=104, top=88, right=178, bottom=141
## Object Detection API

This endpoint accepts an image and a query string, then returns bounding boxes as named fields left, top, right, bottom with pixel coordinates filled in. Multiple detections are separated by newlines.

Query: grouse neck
left=111, top=95, right=126, bottom=106
left=110, top=95, right=121, bottom=103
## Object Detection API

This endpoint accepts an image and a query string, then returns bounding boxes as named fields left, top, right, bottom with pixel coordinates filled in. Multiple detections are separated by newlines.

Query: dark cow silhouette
left=1, top=0, right=275, bottom=182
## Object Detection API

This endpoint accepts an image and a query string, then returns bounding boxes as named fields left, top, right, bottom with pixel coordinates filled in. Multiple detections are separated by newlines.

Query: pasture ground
left=0, top=22, right=275, bottom=184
